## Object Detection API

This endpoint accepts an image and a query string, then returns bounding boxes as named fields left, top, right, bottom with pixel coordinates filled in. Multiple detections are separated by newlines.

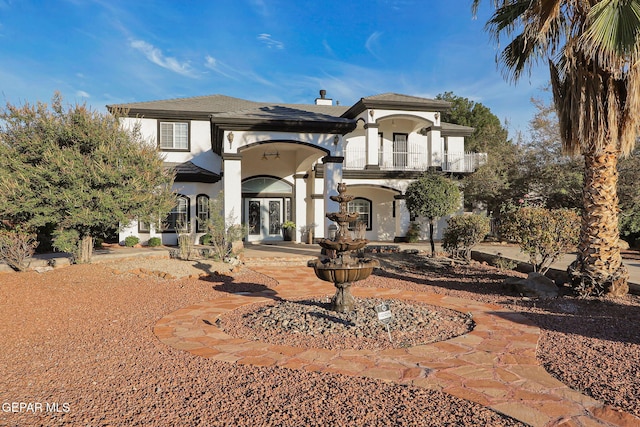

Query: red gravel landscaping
left=0, top=252, right=638, bottom=426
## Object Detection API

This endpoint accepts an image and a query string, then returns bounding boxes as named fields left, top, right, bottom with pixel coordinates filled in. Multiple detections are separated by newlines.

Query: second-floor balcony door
left=393, top=133, right=408, bottom=168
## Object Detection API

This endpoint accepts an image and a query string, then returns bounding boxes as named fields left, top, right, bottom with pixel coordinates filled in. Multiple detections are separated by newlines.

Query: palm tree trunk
left=568, top=145, right=629, bottom=296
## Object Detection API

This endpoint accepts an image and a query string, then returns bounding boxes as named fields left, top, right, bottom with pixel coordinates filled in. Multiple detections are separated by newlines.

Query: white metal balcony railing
left=343, top=148, right=487, bottom=173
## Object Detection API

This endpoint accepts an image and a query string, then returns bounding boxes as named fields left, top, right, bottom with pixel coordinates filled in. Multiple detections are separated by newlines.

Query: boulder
left=506, top=272, right=559, bottom=298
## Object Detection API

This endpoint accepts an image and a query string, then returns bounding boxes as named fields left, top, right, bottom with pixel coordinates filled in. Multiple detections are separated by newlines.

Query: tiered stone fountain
left=308, top=183, right=379, bottom=312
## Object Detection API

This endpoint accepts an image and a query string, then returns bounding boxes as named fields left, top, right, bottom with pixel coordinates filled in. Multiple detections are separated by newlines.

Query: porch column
left=427, top=126, right=442, bottom=168
left=322, top=155, right=344, bottom=237
left=311, top=194, right=325, bottom=239
left=395, top=195, right=409, bottom=240
left=294, top=173, right=307, bottom=242
left=222, top=153, right=242, bottom=227
left=365, top=123, right=380, bottom=169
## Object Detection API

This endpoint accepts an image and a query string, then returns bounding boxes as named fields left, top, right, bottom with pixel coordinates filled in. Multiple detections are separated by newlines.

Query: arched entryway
left=242, top=176, right=293, bottom=242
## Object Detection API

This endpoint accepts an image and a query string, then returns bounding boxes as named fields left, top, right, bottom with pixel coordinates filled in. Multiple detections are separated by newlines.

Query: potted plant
left=282, top=221, right=296, bottom=241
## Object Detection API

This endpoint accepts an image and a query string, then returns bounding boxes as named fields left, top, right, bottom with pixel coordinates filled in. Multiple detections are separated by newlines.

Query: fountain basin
left=317, top=238, right=369, bottom=252
left=308, top=258, right=379, bottom=284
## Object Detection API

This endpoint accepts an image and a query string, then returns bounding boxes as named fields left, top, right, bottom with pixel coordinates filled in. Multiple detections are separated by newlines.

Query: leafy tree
left=519, top=96, right=583, bottom=210
left=474, top=0, right=640, bottom=296
left=405, top=171, right=461, bottom=256
left=0, top=93, right=176, bottom=263
left=436, top=91, right=510, bottom=153
left=435, top=92, right=520, bottom=213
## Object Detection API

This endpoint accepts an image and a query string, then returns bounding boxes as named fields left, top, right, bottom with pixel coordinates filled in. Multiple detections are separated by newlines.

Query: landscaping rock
left=505, top=272, right=559, bottom=298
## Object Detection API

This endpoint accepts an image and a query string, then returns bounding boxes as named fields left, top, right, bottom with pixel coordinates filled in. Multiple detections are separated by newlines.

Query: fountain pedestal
left=308, top=183, right=379, bottom=312
left=332, top=283, right=355, bottom=313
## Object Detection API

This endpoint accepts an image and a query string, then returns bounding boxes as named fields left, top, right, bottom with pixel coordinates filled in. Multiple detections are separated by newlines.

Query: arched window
left=241, top=176, right=292, bottom=194
left=196, top=194, right=210, bottom=232
left=163, top=195, right=189, bottom=232
left=347, top=198, right=372, bottom=230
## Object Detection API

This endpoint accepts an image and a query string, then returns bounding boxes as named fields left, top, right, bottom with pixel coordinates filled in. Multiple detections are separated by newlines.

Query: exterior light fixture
left=333, top=135, right=340, bottom=145
left=369, top=109, right=375, bottom=118
left=262, top=151, right=280, bottom=160
left=227, top=132, right=234, bottom=148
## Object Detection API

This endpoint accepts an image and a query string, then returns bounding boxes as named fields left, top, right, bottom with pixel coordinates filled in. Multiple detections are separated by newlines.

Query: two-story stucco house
left=108, top=91, right=483, bottom=245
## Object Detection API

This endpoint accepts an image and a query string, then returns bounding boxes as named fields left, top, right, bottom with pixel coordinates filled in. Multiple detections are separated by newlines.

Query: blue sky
left=0, top=0, right=550, bottom=138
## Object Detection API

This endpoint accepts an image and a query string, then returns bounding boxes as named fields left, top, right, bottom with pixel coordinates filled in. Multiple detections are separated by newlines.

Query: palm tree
left=472, top=0, right=640, bottom=296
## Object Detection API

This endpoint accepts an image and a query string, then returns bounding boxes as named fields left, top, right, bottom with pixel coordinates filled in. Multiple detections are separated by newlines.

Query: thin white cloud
left=130, top=39, right=196, bottom=77
left=203, top=54, right=275, bottom=87
left=365, top=31, right=383, bottom=60
left=257, top=33, right=284, bottom=50
left=76, top=90, right=90, bottom=98
left=322, top=40, right=335, bottom=57
left=204, top=55, right=238, bottom=80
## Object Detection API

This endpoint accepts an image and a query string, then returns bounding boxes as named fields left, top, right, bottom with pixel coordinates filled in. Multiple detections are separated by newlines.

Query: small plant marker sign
left=375, top=302, right=393, bottom=343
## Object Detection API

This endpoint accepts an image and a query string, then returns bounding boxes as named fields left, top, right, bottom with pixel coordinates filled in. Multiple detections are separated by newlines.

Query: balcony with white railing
left=441, top=151, right=487, bottom=172
left=343, top=147, right=487, bottom=173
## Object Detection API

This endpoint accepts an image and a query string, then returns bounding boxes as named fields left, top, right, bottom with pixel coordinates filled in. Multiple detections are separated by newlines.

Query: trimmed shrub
left=124, top=235, right=140, bottom=247
left=442, top=215, right=490, bottom=261
left=147, top=237, right=161, bottom=247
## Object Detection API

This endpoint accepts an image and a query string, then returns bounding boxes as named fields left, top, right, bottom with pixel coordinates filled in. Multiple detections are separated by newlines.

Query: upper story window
left=159, top=121, right=189, bottom=151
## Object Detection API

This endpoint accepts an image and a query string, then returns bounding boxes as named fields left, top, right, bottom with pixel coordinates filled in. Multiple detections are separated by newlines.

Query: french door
left=245, top=198, right=284, bottom=242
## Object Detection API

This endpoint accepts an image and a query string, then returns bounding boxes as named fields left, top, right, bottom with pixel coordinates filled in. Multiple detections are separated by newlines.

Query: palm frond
left=581, top=0, right=640, bottom=69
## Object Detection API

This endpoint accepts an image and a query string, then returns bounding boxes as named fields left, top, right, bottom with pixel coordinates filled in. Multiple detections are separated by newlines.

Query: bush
left=124, top=235, right=140, bottom=247
left=0, top=227, right=39, bottom=271
left=94, top=237, right=104, bottom=249
left=405, top=222, right=421, bottom=243
left=199, top=192, right=248, bottom=262
left=442, top=215, right=490, bottom=261
left=177, top=234, right=194, bottom=260
left=498, top=206, right=579, bottom=274
left=199, top=233, right=212, bottom=245
left=147, top=237, right=162, bottom=247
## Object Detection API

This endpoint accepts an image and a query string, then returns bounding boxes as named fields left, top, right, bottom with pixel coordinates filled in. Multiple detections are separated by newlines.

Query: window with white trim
left=159, top=121, right=189, bottom=150
left=196, top=195, right=210, bottom=232
left=347, top=198, right=372, bottom=230
left=162, top=195, right=189, bottom=232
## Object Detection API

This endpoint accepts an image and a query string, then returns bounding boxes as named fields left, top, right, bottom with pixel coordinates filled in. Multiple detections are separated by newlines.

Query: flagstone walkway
left=153, top=266, right=639, bottom=427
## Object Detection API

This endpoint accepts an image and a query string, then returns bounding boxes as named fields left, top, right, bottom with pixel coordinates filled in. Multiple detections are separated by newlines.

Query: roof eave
left=342, top=98, right=452, bottom=119
left=210, top=116, right=357, bottom=134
